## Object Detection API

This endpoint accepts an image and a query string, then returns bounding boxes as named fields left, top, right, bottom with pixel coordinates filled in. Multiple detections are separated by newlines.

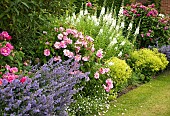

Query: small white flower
left=158, top=13, right=165, bottom=18
left=116, top=25, right=120, bottom=31
left=100, top=7, right=105, bottom=16
left=134, top=26, right=140, bottom=35
left=120, top=41, right=126, bottom=46
left=118, top=6, right=124, bottom=16
left=80, top=10, right=84, bottom=16
left=127, top=22, right=133, bottom=30
left=99, top=29, right=103, bottom=35
left=108, top=62, right=114, bottom=66
left=118, top=51, right=122, bottom=57
left=120, top=21, right=125, bottom=28
left=84, top=9, right=88, bottom=15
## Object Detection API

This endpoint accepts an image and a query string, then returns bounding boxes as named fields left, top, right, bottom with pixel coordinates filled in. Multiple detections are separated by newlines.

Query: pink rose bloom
left=104, top=68, right=110, bottom=73
left=6, top=42, right=14, bottom=50
left=63, top=36, right=68, bottom=40
left=82, top=41, right=88, bottom=48
left=86, top=36, right=94, bottom=42
left=91, top=45, right=95, bottom=52
left=44, top=49, right=50, bottom=56
left=63, top=32, right=68, bottom=36
left=96, top=49, right=103, bottom=59
left=54, top=56, right=62, bottom=62
left=75, top=46, right=81, bottom=53
left=106, top=78, right=113, bottom=89
left=82, top=56, right=89, bottom=61
left=74, top=54, right=81, bottom=62
left=45, top=42, right=50, bottom=45
left=10, top=67, right=18, bottom=73
left=20, top=76, right=27, bottom=83
left=141, top=34, right=144, bottom=37
left=59, top=27, right=65, bottom=32
left=66, top=29, right=72, bottom=34
left=94, top=71, right=99, bottom=79
left=54, top=41, right=60, bottom=49
left=146, top=32, right=150, bottom=37
left=0, top=47, right=11, bottom=56
left=68, top=51, right=74, bottom=58
left=86, top=2, right=92, bottom=7
left=103, top=84, right=111, bottom=92
left=148, top=30, right=152, bottom=33
left=3, top=73, right=16, bottom=83
left=65, top=38, right=72, bottom=44
left=1, top=31, right=12, bottom=40
left=99, top=68, right=105, bottom=74
left=63, top=49, right=70, bottom=57
left=5, top=64, right=10, bottom=70
left=57, top=33, right=63, bottom=40
left=60, top=41, right=67, bottom=48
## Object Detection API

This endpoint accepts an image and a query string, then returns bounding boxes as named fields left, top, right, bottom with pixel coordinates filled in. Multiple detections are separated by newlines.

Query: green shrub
left=128, top=48, right=169, bottom=81
left=105, top=57, right=132, bottom=92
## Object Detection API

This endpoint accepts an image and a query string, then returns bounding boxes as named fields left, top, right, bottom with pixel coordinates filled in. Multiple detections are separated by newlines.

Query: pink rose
left=54, top=56, right=62, bottom=62
left=86, top=36, right=94, bottom=42
left=74, top=54, right=81, bottom=62
left=103, top=84, right=111, bottom=92
left=1, top=31, right=12, bottom=40
left=0, top=47, right=11, bottom=56
left=99, top=68, right=105, bottom=74
left=146, top=32, right=150, bottom=37
left=106, top=78, right=113, bottom=89
left=104, top=68, right=110, bottom=73
left=66, top=29, right=72, bottom=34
left=54, top=42, right=60, bottom=49
left=82, top=56, right=89, bottom=61
left=59, top=27, right=65, bottom=32
left=44, top=49, right=50, bottom=56
left=3, top=73, right=16, bottom=83
left=96, top=49, right=103, bottom=59
left=10, top=67, right=18, bottom=73
left=91, top=45, right=95, bottom=52
left=68, top=51, right=74, bottom=58
left=86, top=2, right=92, bottom=7
left=64, top=38, right=72, bottom=44
left=94, top=71, right=99, bottom=79
left=0, top=79, right=2, bottom=85
left=5, top=64, right=10, bottom=70
left=6, top=42, right=14, bottom=50
left=57, top=33, right=63, bottom=40
left=60, top=41, right=67, bottom=48
left=20, top=76, right=27, bottom=83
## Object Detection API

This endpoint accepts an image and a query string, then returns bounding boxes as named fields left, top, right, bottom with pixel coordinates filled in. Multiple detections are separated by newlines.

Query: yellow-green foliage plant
left=105, top=57, right=132, bottom=93
left=128, top=48, right=169, bottom=81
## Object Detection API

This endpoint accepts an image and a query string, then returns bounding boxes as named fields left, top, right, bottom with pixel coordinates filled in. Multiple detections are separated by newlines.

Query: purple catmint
left=0, top=58, right=89, bottom=116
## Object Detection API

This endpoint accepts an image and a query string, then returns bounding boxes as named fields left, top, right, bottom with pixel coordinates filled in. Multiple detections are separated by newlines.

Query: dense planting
left=0, top=1, right=169, bottom=116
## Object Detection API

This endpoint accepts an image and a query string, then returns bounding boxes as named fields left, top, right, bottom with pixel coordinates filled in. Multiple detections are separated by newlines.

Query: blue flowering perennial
left=0, top=58, right=89, bottom=116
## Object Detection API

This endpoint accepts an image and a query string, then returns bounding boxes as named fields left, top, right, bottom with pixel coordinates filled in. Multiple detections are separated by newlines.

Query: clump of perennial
left=0, top=58, right=89, bottom=116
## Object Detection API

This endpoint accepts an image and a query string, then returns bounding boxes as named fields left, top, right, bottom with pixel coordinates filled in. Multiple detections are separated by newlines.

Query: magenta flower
left=10, top=67, right=18, bottom=73
left=5, top=65, right=10, bottom=70
left=0, top=46, right=11, bottom=56
left=94, top=71, right=99, bottom=79
left=20, top=76, right=27, bottom=83
left=99, top=68, right=105, bottom=74
left=146, top=32, right=150, bottom=37
left=6, top=42, right=14, bottom=50
left=103, top=84, right=111, bottom=92
left=86, top=2, right=92, bottom=7
left=96, top=49, right=103, bottom=59
left=1, top=31, right=12, bottom=40
left=44, top=49, right=50, bottom=56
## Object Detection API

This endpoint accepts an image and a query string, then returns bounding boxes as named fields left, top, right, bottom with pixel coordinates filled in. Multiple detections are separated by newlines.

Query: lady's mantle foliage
left=0, top=58, right=89, bottom=116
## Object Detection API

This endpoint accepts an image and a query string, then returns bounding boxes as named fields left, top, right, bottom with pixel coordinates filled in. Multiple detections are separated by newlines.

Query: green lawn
left=105, top=70, right=170, bottom=116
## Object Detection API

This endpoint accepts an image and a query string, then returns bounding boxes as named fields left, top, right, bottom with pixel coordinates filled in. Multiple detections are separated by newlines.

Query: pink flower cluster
left=0, top=65, right=27, bottom=85
left=43, top=27, right=102, bottom=63
left=94, top=67, right=110, bottom=79
left=0, top=31, right=12, bottom=40
left=0, top=42, right=14, bottom=56
left=103, top=79, right=113, bottom=92
left=124, top=3, right=158, bottom=18
left=86, top=2, right=92, bottom=7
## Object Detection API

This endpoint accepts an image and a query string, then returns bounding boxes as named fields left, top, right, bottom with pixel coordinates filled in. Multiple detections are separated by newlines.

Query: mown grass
left=105, top=70, right=170, bottom=116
